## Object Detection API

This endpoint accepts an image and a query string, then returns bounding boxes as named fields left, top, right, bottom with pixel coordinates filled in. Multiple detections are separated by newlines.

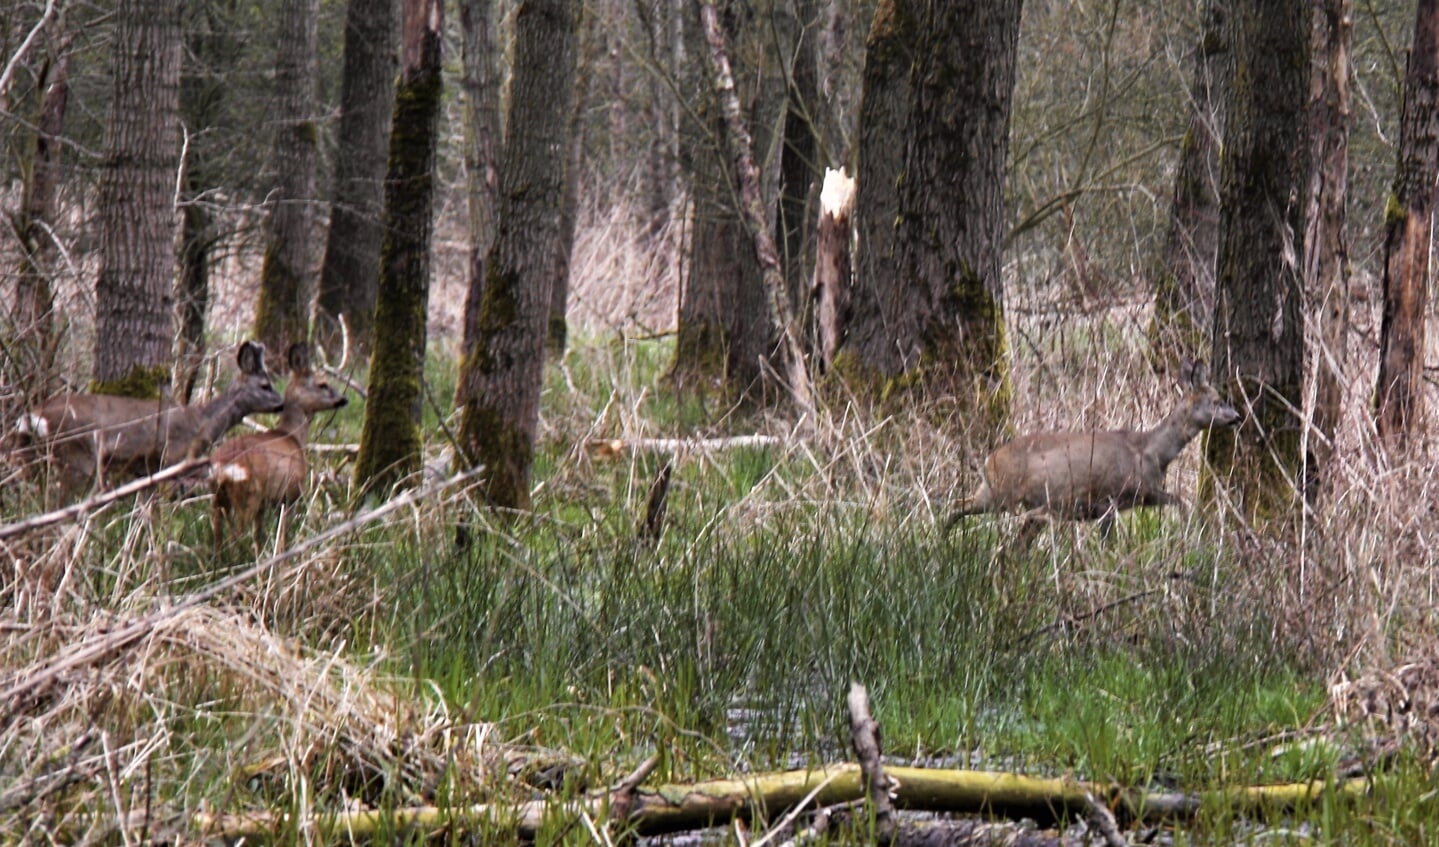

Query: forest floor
left=4, top=279, right=1439, bottom=842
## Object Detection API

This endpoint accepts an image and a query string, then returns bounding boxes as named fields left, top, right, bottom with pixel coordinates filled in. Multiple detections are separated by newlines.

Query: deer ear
left=1178, top=358, right=1196, bottom=387
left=238, top=341, right=266, bottom=374
left=287, top=342, right=311, bottom=376
left=1191, top=360, right=1210, bottom=388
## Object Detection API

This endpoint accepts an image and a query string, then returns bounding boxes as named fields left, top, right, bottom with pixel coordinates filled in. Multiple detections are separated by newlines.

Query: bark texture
left=253, top=0, right=321, bottom=361
left=850, top=0, right=911, bottom=371
left=353, top=0, right=444, bottom=495
left=1375, top=0, right=1439, bottom=450
left=314, top=0, right=398, bottom=358
left=458, top=0, right=503, bottom=357
left=672, top=0, right=789, bottom=401
left=1204, top=0, right=1310, bottom=525
left=849, top=0, right=1018, bottom=436
left=455, top=0, right=580, bottom=511
left=699, top=0, right=814, bottom=421
left=176, top=0, right=244, bottom=400
left=813, top=168, right=855, bottom=374
left=1306, top=0, right=1351, bottom=487
left=92, top=0, right=183, bottom=396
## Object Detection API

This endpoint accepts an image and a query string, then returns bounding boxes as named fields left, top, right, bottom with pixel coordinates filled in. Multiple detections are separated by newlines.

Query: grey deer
left=18, top=341, right=284, bottom=501
left=210, top=342, right=348, bottom=554
left=943, top=360, right=1240, bottom=547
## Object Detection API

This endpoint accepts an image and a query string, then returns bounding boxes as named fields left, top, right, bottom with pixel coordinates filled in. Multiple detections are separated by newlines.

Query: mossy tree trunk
left=92, top=0, right=182, bottom=398
left=1375, top=0, right=1439, bottom=451
left=314, top=0, right=398, bottom=360
left=253, top=0, right=320, bottom=362
left=1204, top=0, right=1310, bottom=526
left=10, top=27, right=70, bottom=405
left=1149, top=0, right=1226, bottom=371
left=1306, top=0, right=1351, bottom=489
left=849, top=0, right=1018, bottom=438
left=353, top=0, right=444, bottom=496
left=454, top=0, right=580, bottom=512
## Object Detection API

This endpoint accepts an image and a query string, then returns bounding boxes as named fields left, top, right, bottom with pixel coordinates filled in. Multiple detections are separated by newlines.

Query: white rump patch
left=214, top=463, right=249, bottom=483
left=15, top=414, right=49, bottom=438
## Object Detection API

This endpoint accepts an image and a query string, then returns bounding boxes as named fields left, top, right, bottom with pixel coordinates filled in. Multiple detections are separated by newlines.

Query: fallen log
left=192, top=760, right=1372, bottom=841
left=586, top=434, right=786, bottom=458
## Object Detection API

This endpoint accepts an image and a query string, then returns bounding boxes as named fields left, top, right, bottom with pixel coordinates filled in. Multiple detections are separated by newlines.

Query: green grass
left=4, top=334, right=1437, bottom=844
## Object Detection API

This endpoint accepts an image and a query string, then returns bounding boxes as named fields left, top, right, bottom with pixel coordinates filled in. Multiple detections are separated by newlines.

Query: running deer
left=210, top=342, right=348, bottom=553
left=17, top=341, right=283, bottom=500
left=943, top=360, right=1240, bottom=547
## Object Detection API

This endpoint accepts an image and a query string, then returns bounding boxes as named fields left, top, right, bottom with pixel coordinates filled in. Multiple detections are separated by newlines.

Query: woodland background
left=4, top=0, right=1439, bottom=842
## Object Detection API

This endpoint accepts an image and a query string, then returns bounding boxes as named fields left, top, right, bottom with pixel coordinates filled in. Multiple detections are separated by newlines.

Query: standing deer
left=943, top=360, right=1241, bottom=546
left=210, top=342, right=348, bottom=554
left=17, top=341, right=283, bottom=501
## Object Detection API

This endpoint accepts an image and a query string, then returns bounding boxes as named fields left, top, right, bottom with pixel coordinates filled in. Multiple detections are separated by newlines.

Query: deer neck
left=1141, top=404, right=1202, bottom=470
left=272, top=405, right=313, bottom=447
left=192, top=391, right=252, bottom=447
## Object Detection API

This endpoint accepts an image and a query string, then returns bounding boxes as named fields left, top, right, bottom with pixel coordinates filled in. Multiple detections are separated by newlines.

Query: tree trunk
left=314, top=0, right=398, bottom=360
left=671, top=0, right=790, bottom=403
left=353, top=0, right=444, bottom=495
left=176, top=170, right=213, bottom=403
left=813, top=167, right=855, bottom=374
left=1306, top=0, right=1351, bottom=490
left=849, top=0, right=911, bottom=376
left=10, top=29, right=70, bottom=404
left=1375, top=0, right=1439, bottom=451
left=200, top=762, right=1373, bottom=842
left=1149, top=0, right=1227, bottom=370
left=176, top=0, right=243, bottom=402
left=454, top=0, right=581, bottom=512
left=778, top=0, right=817, bottom=321
left=849, top=0, right=1018, bottom=438
left=253, top=0, right=321, bottom=361
left=699, top=0, right=814, bottom=422
left=458, top=0, right=503, bottom=358
left=549, top=10, right=591, bottom=358
left=92, top=0, right=183, bottom=396
left=1204, top=0, right=1310, bottom=526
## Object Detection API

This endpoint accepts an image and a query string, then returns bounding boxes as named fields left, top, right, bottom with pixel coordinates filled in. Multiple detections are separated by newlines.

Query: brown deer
left=210, top=342, right=348, bottom=554
left=943, top=360, right=1241, bottom=547
left=17, top=341, right=283, bottom=501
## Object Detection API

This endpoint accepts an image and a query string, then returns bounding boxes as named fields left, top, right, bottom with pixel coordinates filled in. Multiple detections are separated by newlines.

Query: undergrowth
left=2, top=299, right=1437, bottom=842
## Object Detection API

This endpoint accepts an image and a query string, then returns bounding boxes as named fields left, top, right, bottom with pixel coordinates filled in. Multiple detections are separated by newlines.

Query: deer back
left=19, top=341, right=281, bottom=488
left=968, top=360, right=1240, bottom=522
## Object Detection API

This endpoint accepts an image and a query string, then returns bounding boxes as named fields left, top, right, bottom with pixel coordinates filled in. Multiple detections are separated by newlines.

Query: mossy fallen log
left=193, top=764, right=1373, bottom=841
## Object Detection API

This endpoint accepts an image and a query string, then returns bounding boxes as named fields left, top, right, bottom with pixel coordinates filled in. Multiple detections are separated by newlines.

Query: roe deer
left=210, top=342, right=348, bottom=553
left=17, top=341, right=283, bottom=501
left=943, top=360, right=1240, bottom=546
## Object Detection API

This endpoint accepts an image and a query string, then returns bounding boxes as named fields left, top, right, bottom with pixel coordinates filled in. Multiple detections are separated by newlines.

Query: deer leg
left=1013, top=516, right=1045, bottom=551
left=211, top=497, right=227, bottom=557
left=997, top=511, right=1048, bottom=558
left=251, top=506, right=267, bottom=558
left=276, top=503, right=289, bottom=552
left=1097, top=507, right=1118, bottom=540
